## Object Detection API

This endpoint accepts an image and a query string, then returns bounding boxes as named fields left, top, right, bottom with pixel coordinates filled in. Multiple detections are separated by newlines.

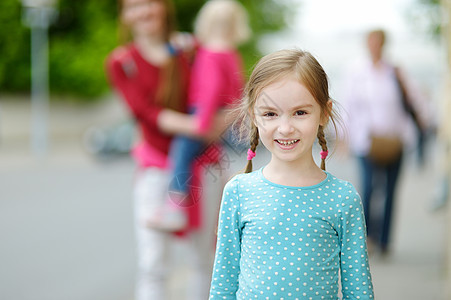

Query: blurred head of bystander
left=119, top=0, right=176, bottom=42
left=366, top=29, right=386, bottom=64
left=194, top=0, right=251, bottom=49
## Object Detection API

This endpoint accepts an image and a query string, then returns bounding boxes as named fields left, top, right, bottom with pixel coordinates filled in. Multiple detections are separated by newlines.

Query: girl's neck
left=263, top=157, right=325, bottom=187
left=134, top=35, right=170, bottom=66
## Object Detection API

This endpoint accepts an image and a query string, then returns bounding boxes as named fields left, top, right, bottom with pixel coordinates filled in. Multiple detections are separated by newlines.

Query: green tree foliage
left=0, top=0, right=292, bottom=100
left=236, top=0, right=294, bottom=75
left=48, top=1, right=118, bottom=99
left=0, top=1, right=31, bottom=92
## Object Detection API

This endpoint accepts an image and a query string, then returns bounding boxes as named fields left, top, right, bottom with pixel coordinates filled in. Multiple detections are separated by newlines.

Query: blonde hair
left=194, top=0, right=251, bottom=46
left=235, top=49, right=339, bottom=173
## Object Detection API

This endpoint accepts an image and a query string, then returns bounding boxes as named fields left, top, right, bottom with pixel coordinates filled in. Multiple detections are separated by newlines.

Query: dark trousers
left=358, top=154, right=403, bottom=250
left=169, top=135, right=205, bottom=194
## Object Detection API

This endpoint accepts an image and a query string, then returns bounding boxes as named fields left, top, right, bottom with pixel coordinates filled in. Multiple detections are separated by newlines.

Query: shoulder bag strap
left=394, top=67, right=423, bottom=132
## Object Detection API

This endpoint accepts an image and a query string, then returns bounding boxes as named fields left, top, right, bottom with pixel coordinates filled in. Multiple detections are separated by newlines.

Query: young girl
left=209, top=49, right=374, bottom=299
left=149, top=0, right=251, bottom=231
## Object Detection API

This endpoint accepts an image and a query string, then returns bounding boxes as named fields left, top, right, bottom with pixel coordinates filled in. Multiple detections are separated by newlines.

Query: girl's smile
left=275, top=139, right=300, bottom=149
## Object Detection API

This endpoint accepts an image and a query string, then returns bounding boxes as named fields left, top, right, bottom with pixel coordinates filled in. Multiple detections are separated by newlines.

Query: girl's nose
left=277, top=117, right=294, bottom=135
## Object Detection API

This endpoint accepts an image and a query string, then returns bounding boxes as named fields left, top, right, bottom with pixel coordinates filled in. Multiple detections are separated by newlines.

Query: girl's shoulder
left=325, top=173, right=362, bottom=208
left=326, top=173, right=359, bottom=193
left=326, top=172, right=352, bottom=185
left=325, top=172, right=358, bottom=198
left=224, top=170, right=261, bottom=191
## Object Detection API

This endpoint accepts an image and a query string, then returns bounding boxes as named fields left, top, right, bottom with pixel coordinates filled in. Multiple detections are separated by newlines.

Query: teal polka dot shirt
left=209, top=168, right=374, bottom=299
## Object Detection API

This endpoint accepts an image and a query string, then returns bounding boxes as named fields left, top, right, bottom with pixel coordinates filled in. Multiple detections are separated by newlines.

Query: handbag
left=368, top=135, right=403, bottom=165
left=368, top=67, right=422, bottom=166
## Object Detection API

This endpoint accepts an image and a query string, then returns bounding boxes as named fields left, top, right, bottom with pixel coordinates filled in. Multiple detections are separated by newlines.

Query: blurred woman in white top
left=340, top=29, right=427, bottom=255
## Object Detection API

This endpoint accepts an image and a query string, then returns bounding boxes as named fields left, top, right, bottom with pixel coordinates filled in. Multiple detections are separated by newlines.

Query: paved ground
left=0, top=97, right=449, bottom=299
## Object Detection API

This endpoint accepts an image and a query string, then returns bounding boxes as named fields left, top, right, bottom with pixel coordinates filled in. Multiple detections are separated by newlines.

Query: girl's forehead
left=255, top=77, right=316, bottom=108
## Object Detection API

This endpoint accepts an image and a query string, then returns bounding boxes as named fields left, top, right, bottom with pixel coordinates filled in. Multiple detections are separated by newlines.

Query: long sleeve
left=209, top=178, right=242, bottom=299
left=338, top=185, right=374, bottom=299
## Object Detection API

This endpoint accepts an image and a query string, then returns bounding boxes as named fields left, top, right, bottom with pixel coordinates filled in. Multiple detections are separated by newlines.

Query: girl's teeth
left=279, top=140, right=298, bottom=146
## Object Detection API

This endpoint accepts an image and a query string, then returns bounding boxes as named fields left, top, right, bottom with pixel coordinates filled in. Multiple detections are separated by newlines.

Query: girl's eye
left=263, top=112, right=277, bottom=117
left=295, top=110, right=307, bottom=116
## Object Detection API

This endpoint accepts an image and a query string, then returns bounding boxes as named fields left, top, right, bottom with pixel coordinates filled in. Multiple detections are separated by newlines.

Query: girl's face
left=121, top=0, right=167, bottom=38
left=254, top=76, right=327, bottom=166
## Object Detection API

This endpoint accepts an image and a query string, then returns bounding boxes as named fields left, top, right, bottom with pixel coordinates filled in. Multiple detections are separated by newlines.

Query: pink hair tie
left=247, top=149, right=256, bottom=160
left=320, top=150, right=329, bottom=160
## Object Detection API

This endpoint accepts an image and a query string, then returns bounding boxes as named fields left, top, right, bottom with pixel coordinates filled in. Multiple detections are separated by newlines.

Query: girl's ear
left=320, top=99, right=333, bottom=126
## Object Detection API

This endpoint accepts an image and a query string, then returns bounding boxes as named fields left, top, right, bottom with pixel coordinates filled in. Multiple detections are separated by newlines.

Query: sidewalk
left=356, top=153, right=448, bottom=300
left=0, top=96, right=449, bottom=300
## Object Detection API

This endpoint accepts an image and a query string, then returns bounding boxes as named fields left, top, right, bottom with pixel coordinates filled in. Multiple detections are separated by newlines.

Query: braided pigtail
left=244, top=126, right=259, bottom=173
left=317, top=125, right=328, bottom=171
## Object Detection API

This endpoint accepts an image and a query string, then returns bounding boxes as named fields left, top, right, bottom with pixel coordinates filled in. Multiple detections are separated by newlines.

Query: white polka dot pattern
left=209, top=168, right=374, bottom=299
